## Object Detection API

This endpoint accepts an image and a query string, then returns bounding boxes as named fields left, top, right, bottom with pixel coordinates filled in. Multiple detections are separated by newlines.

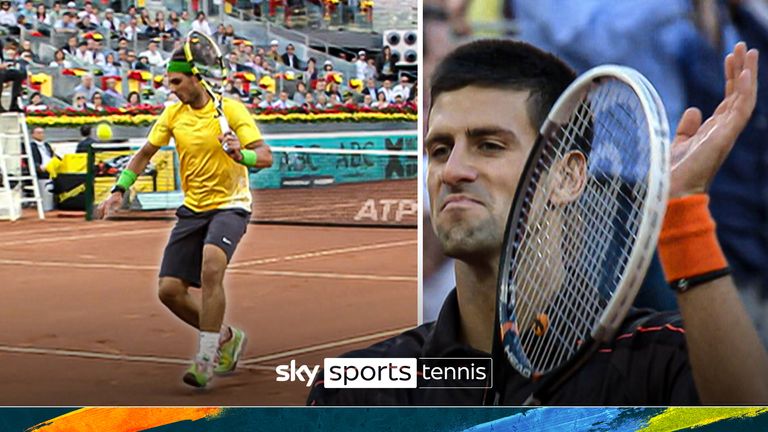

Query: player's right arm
left=94, top=142, right=160, bottom=219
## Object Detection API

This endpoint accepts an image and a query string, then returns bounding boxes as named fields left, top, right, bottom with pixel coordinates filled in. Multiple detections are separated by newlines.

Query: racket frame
left=490, top=65, right=670, bottom=405
left=182, top=30, right=231, bottom=136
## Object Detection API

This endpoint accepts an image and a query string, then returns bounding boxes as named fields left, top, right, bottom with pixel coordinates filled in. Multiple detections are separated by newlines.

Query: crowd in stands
left=0, top=0, right=416, bottom=114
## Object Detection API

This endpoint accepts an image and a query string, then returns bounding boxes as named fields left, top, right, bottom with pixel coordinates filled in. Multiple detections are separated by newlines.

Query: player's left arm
left=661, top=41, right=768, bottom=404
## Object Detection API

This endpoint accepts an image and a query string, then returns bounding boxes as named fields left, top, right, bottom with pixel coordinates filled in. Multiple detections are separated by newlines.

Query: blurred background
left=422, top=0, right=768, bottom=348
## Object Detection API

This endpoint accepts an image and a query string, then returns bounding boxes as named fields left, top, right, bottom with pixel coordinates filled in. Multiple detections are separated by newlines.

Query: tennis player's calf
left=199, top=244, right=228, bottom=333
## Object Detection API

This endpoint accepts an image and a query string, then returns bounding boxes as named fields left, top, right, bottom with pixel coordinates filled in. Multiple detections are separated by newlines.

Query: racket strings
left=504, top=78, right=653, bottom=375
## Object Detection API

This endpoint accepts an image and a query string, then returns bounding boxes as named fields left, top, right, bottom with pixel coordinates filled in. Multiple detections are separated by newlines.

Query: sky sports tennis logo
left=275, top=358, right=492, bottom=388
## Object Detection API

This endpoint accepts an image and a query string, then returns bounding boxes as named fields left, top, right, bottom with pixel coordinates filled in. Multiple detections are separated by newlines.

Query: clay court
left=0, top=210, right=417, bottom=405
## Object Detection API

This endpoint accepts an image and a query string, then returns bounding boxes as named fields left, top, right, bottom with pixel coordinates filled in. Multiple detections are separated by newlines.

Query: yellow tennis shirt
left=148, top=97, right=262, bottom=213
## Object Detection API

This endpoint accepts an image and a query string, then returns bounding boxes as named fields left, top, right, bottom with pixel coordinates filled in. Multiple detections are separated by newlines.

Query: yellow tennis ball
left=96, top=123, right=113, bottom=141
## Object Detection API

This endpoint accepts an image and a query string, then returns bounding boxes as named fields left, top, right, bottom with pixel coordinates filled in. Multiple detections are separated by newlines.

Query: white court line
left=229, top=239, right=417, bottom=268
left=228, top=268, right=415, bottom=282
left=0, top=328, right=412, bottom=369
left=0, top=228, right=169, bottom=247
left=0, top=221, right=146, bottom=237
left=0, top=345, right=273, bottom=372
left=240, top=327, right=410, bottom=365
left=0, top=258, right=414, bottom=282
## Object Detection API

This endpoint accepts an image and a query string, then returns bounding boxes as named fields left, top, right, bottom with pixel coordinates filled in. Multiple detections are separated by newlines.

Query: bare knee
left=158, top=277, right=188, bottom=306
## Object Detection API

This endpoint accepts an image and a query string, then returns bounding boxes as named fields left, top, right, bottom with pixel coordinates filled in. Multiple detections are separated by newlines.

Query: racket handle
left=218, top=114, right=231, bottom=151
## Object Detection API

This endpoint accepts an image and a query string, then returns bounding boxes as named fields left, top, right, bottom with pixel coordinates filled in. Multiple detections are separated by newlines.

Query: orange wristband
left=657, top=194, right=727, bottom=282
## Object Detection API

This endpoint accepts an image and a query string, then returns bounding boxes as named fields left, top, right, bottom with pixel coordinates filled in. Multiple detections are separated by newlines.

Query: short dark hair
left=80, top=124, right=92, bottom=137
left=430, top=39, right=576, bottom=130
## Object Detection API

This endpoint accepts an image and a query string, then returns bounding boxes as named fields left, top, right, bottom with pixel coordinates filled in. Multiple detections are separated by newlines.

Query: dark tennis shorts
left=159, top=205, right=250, bottom=288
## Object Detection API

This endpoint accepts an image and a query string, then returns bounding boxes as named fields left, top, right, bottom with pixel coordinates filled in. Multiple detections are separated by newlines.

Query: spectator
left=48, top=1, right=62, bottom=25
left=354, top=50, right=367, bottom=80
left=20, top=40, right=38, bottom=62
left=226, top=51, right=240, bottom=72
left=126, top=91, right=141, bottom=106
left=267, top=39, right=281, bottom=63
left=103, top=77, right=124, bottom=102
left=135, top=55, right=150, bottom=71
left=53, top=10, right=76, bottom=31
left=376, top=45, right=397, bottom=81
left=0, top=39, right=23, bottom=112
left=82, top=2, right=99, bottom=25
left=102, top=52, right=120, bottom=75
left=89, top=38, right=106, bottom=65
left=138, top=8, right=151, bottom=26
left=362, top=78, right=377, bottom=100
left=281, top=43, right=302, bottom=69
left=18, top=50, right=37, bottom=67
left=73, top=74, right=101, bottom=100
left=364, top=57, right=377, bottom=81
left=214, top=23, right=227, bottom=45
left=379, top=79, right=395, bottom=102
left=305, top=57, right=318, bottom=85
left=272, top=90, right=294, bottom=109
left=75, top=124, right=94, bottom=153
left=102, top=8, right=119, bottom=33
left=392, top=74, right=411, bottom=100
left=28, top=127, right=58, bottom=179
left=0, top=1, right=16, bottom=29
left=125, top=5, right=138, bottom=20
left=61, top=36, right=77, bottom=55
left=372, top=90, right=389, bottom=108
left=125, top=50, right=139, bottom=68
left=123, top=17, right=140, bottom=40
left=302, top=91, right=314, bottom=109
left=71, top=92, right=89, bottom=110
left=343, top=91, right=356, bottom=106
left=292, top=81, right=307, bottom=104
left=407, top=81, right=417, bottom=102
left=139, top=39, right=165, bottom=67
left=64, top=1, right=77, bottom=18
left=258, top=91, right=275, bottom=108
left=315, top=92, right=328, bottom=108
left=361, top=93, right=373, bottom=107
left=34, top=4, right=52, bottom=26
left=74, top=41, right=93, bottom=64
left=227, top=78, right=248, bottom=101
left=164, top=17, right=181, bottom=39
left=328, top=92, right=341, bottom=106
left=191, top=12, right=212, bottom=35
left=91, top=92, right=105, bottom=111
left=77, top=14, right=97, bottom=31
left=325, top=81, right=342, bottom=100
left=19, top=0, right=33, bottom=20
left=178, top=10, right=191, bottom=35
left=143, top=16, right=160, bottom=38
left=26, top=92, right=47, bottom=111
left=225, top=24, right=236, bottom=42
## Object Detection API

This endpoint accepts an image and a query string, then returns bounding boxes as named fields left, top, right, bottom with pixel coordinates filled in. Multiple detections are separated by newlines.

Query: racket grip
left=218, top=114, right=231, bottom=151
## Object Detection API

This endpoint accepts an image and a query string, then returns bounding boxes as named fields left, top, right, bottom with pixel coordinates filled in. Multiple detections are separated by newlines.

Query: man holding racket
left=308, top=39, right=768, bottom=405
left=96, top=48, right=273, bottom=388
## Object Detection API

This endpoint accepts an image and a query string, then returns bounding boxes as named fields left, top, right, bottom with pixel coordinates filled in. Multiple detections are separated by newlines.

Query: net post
left=84, top=143, right=95, bottom=221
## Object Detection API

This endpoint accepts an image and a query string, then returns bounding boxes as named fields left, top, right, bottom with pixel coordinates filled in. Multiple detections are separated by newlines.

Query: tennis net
left=82, top=137, right=418, bottom=228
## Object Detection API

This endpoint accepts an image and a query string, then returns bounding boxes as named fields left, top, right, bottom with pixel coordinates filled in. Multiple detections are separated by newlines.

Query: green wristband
left=116, top=169, right=138, bottom=189
left=239, top=149, right=258, bottom=167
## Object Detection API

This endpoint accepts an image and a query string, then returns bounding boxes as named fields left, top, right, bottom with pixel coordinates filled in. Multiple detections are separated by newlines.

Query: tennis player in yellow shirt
left=96, top=49, right=273, bottom=388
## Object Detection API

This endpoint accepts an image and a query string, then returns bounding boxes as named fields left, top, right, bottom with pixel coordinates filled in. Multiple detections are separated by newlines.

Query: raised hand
left=669, top=42, right=759, bottom=199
